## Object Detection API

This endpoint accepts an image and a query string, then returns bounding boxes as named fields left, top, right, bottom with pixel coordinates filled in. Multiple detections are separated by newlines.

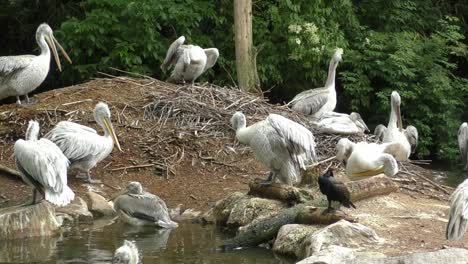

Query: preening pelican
left=446, top=179, right=468, bottom=240
left=310, top=112, right=369, bottom=135
left=113, top=240, right=140, bottom=264
left=290, top=48, right=343, bottom=117
left=161, top=36, right=219, bottom=85
left=336, top=138, right=399, bottom=179
left=381, top=91, right=418, bottom=160
left=0, top=23, right=72, bottom=105
left=112, top=181, right=178, bottom=228
left=318, top=169, right=356, bottom=211
left=14, top=120, right=74, bottom=206
left=374, top=123, right=418, bottom=154
left=45, top=102, right=122, bottom=183
left=458, top=122, right=468, bottom=170
left=230, top=112, right=317, bottom=185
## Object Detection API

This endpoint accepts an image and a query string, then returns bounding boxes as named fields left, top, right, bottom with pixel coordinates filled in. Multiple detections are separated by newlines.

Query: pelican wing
left=203, top=48, right=219, bottom=72
left=267, top=114, right=317, bottom=166
left=161, top=36, right=185, bottom=71
left=447, top=179, right=468, bottom=240
left=404, top=125, right=418, bottom=153
left=290, top=88, right=329, bottom=116
left=0, top=55, right=35, bottom=78
left=458, top=123, right=468, bottom=164
left=14, top=138, right=69, bottom=193
left=48, top=121, right=97, bottom=134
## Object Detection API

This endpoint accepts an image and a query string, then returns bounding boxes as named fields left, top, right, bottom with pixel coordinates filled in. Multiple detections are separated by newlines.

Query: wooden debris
left=247, top=181, right=315, bottom=204
left=345, top=174, right=399, bottom=202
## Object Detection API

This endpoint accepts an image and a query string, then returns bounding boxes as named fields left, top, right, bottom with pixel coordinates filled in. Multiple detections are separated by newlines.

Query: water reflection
left=0, top=235, right=59, bottom=263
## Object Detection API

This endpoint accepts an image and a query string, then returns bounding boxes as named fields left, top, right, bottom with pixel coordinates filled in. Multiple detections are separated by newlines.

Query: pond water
left=0, top=220, right=294, bottom=264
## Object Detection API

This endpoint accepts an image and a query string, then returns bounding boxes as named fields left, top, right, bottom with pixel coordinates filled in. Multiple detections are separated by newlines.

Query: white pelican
left=0, top=23, right=72, bottom=105
left=230, top=112, right=317, bottom=185
left=112, top=240, right=140, bottom=264
left=14, top=120, right=75, bottom=206
left=446, top=179, right=468, bottom=240
left=161, top=36, right=219, bottom=85
left=45, top=102, right=122, bottom=183
left=458, top=122, right=468, bottom=170
left=374, top=124, right=418, bottom=154
left=310, top=112, right=369, bottom=135
left=290, top=48, right=343, bottom=117
left=381, top=91, right=418, bottom=160
left=112, top=181, right=178, bottom=228
left=336, top=138, right=399, bottom=178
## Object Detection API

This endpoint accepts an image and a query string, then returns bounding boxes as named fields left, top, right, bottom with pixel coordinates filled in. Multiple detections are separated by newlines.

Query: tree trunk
left=248, top=181, right=315, bottom=205
left=234, top=0, right=260, bottom=94
left=346, top=175, right=399, bottom=202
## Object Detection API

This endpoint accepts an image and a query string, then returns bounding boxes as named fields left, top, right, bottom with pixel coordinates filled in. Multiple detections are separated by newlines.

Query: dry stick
left=306, top=156, right=336, bottom=169
left=109, top=164, right=155, bottom=171
left=399, top=170, right=450, bottom=195
left=0, top=164, right=21, bottom=179
left=62, top=99, right=93, bottom=106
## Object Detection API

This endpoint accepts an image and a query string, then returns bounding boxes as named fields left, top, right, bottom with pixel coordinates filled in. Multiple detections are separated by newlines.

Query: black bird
left=318, top=169, right=356, bottom=211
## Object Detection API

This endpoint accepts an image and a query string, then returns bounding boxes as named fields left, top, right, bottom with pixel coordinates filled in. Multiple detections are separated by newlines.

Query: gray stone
left=174, top=209, right=202, bottom=221
left=55, top=196, right=93, bottom=222
left=169, top=204, right=183, bottom=219
left=0, top=202, right=61, bottom=240
left=212, top=192, right=245, bottom=224
left=349, top=248, right=468, bottom=264
left=86, top=191, right=116, bottom=217
left=272, top=224, right=321, bottom=258
left=297, top=246, right=385, bottom=264
left=226, top=196, right=285, bottom=227
left=200, top=207, right=215, bottom=224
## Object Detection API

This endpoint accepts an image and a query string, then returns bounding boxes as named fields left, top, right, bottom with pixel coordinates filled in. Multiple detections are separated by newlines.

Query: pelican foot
left=16, top=98, right=37, bottom=106
left=86, top=175, right=102, bottom=184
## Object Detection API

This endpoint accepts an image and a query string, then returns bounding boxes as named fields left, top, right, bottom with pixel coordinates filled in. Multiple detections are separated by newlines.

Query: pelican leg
left=16, top=96, right=21, bottom=105
left=260, top=171, right=277, bottom=186
left=16, top=94, right=37, bottom=106
left=85, top=172, right=102, bottom=184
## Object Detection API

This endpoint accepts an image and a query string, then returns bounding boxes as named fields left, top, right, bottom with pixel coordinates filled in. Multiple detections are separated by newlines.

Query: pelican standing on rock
left=230, top=112, right=317, bottom=185
left=161, top=36, right=219, bottom=85
left=379, top=91, right=418, bottom=160
left=446, top=179, right=468, bottom=240
left=336, top=138, right=399, bottom=178
left=290, top=48, right=343, bottom=117
left=45, top=102, right=122, bottom=183
left=0, top=23, right=72, bottom=105
left=14, top=120, right=75, bottom=206
left=112, top=181, right=178, bottom=228
left=458, top=122, right=468, bottom=170
left=310, top=112, right=369, bottom=135
left=112, top=240, right=140, bottom=264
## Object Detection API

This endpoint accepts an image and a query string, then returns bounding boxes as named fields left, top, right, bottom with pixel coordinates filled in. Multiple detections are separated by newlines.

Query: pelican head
left=36, top=23, right=72, bottom=72
left=25, top=120, right=40, bottom=141
left=94, top=102, right=122, bottom=152
left=112, top=240, right=139, bottom=264
left=230, top=112, right=246, bottom=131
left=336, top=138, right=354, bottom=165
left=109, top=181, right=143, bottom=201
left=333, top=48, right=344, bottom=63
left=391, top=91, right=403, bottom=130
left=349, top=112, right=369, bottom=132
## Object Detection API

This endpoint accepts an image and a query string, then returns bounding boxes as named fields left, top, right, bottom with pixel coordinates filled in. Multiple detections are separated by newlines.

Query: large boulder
left=297, top=245, right=385, bottom=264
left=55, top=197, right=93, bottom=222
left=350, top=248, right=468, bottom=264
left=212, top=192, right=245, bottom=224
left=0, top=202, right=61, bottom=240
left=86, top=191, right=116, bottom=217
left=227, top=197, right=285, bottom=227
left=272, top=224, right=321, bottom=258
left=302, top=220, right=383, bottom=259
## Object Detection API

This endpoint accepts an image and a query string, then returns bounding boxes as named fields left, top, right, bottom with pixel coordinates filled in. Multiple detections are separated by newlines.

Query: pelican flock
left=161, top=36, right=219, bottom=85
left=231, top=112, right=317, bottom=185
left=14, top=120, right=75, bottom=206
left=290, top=48, right=343, bottom=117
left=310, top=111, right=369, bottom=135
left=0, top=23, right=71, bottom=105
left=112, top=240, right=140, bottom=264
left=45, top=102, right=122, bottom=183
left=112, top=181, right=178, bottom=228
left=459, top=122, right=468, bottom=170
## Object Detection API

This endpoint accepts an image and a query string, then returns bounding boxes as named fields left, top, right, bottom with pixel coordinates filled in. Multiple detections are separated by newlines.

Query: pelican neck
left=37, top=34, right=50, bottom=57
left=324, top=57, right=338, bottom=89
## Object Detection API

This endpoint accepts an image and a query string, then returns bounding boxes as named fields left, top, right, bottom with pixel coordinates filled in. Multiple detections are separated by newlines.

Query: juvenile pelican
left=112, top=181, right=178, bottom=228
left=336, top=138, right=399, bottom=178
left=290, top=48, right=343, bottom=117
left=45, top=102, right=122, bottom=183
left=458, top=122, right=468, bottom=170
left=374, top=123, right=418, bottom=154
left=14, top=120, right=75, bottom=206
left=161, top=36, right=219, bottom=85
left=0, top=23, right=72, bottom=105
left=231, top=112, right=317, bottom=185
left=318, top=169, right=356, bottom=212
left=446, top=179, right=468, bottom=240
left=112, top=240, right=140, bottom=264
left=310, top=112, right=369, bottom=135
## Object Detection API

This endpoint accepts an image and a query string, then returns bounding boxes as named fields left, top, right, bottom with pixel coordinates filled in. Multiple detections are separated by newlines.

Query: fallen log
left=296, top=206, right=356, bottom=225
left=247, top=181, right=315, bottom=204
left=345, top=174, right=398, bottom=202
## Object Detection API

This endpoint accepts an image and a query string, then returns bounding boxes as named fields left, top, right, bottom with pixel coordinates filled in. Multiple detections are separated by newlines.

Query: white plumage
left=310, top=111, right=369, bottom=135
left=231, top=112, right=317, bottom=185
left=290, top=48, right=343, bottom=118
left=161, top=36, right=219, bottom=85
left=45, top=102, right=122, bottom=183
left=112, top=181, right=178, bottom=228
left=0, top=23, right=71, bottom=105
left=458, top=122, right=468, bottom=171
left=112, top=240, right=140, bottom=264
left=336, top=138, right=399, bottom=179
left=446, top=179, right=468, bottom=240
left=14, top=120, right=74, bottom=206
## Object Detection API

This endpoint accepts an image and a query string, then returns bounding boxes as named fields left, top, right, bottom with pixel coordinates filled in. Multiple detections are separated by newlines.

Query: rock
left=212, top=192, right=245, bottom=224
left=297, top=245, right=385, bottom=264
left=0, top=202, right=61, bottom=240
left=55, top=197, right=93, bottom=222
left=272, top=224, right=321, bottom=258
left=348, top=248, right=468, bottom=264
left=55, top=213, right=74, bottom=227
left=86, top=191, right=116, bottom=217
left=174, top=209, right=202, bottom=221
left=302, top=220, right=383, bottom=259
left=227, top=196, right=285, bottom=227
left=169, top=204, right=183, bottom=219
left=200, top=207, right=215, bottom=224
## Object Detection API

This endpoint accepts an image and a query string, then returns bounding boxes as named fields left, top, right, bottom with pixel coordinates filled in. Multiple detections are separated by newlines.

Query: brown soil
left=0, top=77, right=466, bottom=257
